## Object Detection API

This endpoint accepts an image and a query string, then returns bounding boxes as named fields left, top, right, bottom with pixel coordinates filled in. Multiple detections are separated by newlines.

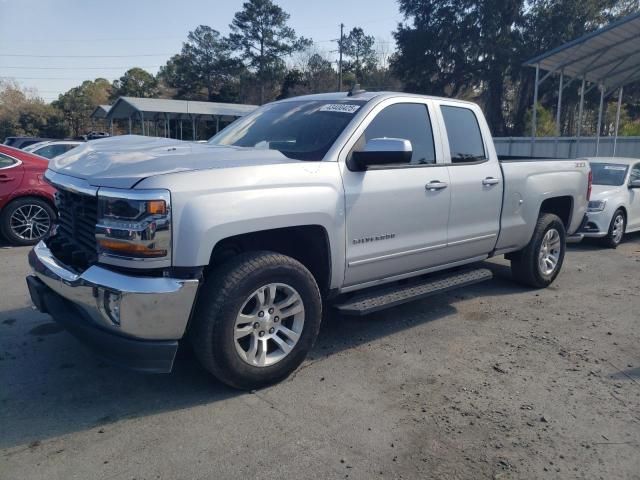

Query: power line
left=1, top=76, right=113, bottom=80
left=0, top=53, right=172, bottom=58
left=1, top=65, right=161, bottom=70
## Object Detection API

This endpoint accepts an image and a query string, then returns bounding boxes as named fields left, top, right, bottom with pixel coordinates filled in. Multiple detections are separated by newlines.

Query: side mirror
left=349, top=138, right=412, bottom=171
left=629, top=179, right=640, bottom=189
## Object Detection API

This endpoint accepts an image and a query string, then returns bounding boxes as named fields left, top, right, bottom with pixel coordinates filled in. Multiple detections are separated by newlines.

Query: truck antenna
left=347, top=83, right=366, bottom=97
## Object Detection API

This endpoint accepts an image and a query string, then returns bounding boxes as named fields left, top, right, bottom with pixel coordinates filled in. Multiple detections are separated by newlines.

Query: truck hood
left=49, top=135, right=298, bottom=189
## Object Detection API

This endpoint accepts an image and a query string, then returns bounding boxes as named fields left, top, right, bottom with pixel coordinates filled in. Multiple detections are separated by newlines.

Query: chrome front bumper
left=28, top=241, right=199, bottom=340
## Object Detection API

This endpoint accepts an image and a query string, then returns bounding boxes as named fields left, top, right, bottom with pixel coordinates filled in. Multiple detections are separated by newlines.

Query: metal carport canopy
left=525, top=11, right=640, bottom=89
left=105, top=97, right=258, bottom=120
left=524, top=11, right=640, bottom=157
left=90, top=105, right=111, bottom=120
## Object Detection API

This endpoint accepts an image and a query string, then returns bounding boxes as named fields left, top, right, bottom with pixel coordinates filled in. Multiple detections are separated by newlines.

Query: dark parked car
left=0, top=145, right=57, bottom=245
left=3, top=137, right=53, bottom=149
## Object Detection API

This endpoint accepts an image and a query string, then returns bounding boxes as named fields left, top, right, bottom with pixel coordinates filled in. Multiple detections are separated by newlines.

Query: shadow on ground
left=0, top=258, right=532, bottom=449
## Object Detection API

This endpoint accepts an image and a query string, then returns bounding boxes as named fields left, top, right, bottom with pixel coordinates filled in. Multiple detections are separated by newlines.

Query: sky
left=0, top=0, right=403, bottom=103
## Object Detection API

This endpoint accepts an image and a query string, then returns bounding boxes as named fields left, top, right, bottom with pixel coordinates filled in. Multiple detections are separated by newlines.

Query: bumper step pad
left=334, top=267, right=493, bottom=316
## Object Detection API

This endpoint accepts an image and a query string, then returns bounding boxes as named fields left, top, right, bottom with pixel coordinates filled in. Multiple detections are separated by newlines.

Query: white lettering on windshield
left=318, top=104, right=361, bottom=114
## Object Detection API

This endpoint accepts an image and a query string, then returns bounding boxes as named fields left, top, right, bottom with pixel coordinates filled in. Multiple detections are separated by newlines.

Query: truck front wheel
left=510, top=213, right=566, bottom=288
left=190, top=251, right=322, bottom=390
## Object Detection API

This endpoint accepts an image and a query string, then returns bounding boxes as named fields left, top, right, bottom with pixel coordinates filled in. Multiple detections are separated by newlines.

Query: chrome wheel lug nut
left=268, top=308, right=274, bottom=314
left=253, top=322, right=260, bottom=329
left=259, top=331, right=265, bottom=337
left=274, top=316, right=279, bottom=322
left=269, top=327, right=275, bottom=334
left=258, top=311, right=264, bottom=318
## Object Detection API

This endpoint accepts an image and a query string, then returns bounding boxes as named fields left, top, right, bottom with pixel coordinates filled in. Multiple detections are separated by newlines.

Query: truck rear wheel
left=190, top=251, right=322, bottom=390
left=510, top=213, right=566, bottom=288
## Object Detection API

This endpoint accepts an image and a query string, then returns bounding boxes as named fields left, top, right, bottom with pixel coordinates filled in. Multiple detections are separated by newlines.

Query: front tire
left=190, top=251, right=322, bottom=390
left=0, top=197, right=55, bottom=246
left=600, top=209, right=625, bottom=248
left=510, top=213, right=566, bottom=288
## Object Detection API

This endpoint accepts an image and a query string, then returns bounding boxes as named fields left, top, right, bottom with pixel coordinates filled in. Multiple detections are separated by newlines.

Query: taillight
left=587, top=170, right=593, bottom=200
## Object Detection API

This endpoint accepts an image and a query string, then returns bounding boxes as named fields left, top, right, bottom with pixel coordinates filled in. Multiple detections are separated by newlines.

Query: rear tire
left=190, top=251, right=322, bottom=390
left=510, top=213, right=566, bottom=288
left=0, top=197, right=55, bottom=246
left=600, top=209, right=625, bottom=249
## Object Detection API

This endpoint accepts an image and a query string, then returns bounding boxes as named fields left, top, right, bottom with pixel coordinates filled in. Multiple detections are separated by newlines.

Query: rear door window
left=440, top=106, right=486, bottom=163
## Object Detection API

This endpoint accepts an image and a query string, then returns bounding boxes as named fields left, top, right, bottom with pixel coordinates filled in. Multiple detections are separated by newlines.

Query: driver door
left=340, top=99, right=452, bottom=287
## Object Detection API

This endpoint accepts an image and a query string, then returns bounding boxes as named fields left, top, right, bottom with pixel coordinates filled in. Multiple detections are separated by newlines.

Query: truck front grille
left=48, top=188, right=98, bottom=271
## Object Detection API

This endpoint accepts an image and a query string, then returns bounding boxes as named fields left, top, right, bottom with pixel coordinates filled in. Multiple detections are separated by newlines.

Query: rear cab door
left=433, top=100, right=504, bottom=260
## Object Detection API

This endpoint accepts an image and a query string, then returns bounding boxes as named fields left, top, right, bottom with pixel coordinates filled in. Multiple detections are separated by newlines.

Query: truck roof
left=276, top=91, right=479, bottom=107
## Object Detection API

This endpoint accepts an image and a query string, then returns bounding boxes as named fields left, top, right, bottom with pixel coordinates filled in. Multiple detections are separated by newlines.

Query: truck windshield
left=591, top=163, right=629, bottom=186
left=208, top=100, right=366, bottom=161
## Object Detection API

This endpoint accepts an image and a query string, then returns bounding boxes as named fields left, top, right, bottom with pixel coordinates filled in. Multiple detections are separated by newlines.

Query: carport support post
left=140, top=112, right=145, bottom=136
left=128, top=116, right=132, bottom=134
left=109, top=118, right=113, bottom=136
left=554, top=70, right=564, bottom=157
left=595, top=84, right=604, bottom=157
left=192, top=116, right=197, bottom=141
left=180, top=120, right=183, bottom=140
left=530, top=64, right=539, bottom=156
left=576, top=77, right=585, bottom=157
left=216, top=117, right=220, bottom=134
left=613, top=86, right=623, bottom=157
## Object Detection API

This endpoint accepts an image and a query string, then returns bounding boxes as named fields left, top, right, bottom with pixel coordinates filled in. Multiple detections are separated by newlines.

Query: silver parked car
left=581, top=158, right=640, bottom=247
left=23, top=140, right=83, bottom=159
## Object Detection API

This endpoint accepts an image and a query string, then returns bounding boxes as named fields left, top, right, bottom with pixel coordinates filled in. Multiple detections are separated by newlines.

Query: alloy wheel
left=233, top=283, right=305, bottom=367
left=538, top=228, right=561, bottom=276
left=9, top=204, right=51, bottom=241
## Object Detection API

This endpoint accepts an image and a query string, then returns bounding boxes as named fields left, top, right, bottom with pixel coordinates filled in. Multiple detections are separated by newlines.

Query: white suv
left=581, top=158, right=640, bottom=247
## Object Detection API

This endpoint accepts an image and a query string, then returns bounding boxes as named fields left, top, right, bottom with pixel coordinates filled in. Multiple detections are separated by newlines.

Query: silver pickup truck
left=26, top=91, right=591, bottom=389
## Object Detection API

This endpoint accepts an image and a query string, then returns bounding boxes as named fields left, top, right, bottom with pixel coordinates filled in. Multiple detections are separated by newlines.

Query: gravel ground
left=1, top=236, right=639, bottom=480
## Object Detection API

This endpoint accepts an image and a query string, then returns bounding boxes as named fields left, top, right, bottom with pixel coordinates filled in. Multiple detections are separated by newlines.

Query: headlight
left=588, top=200, right=607, bottom=212
left=96, top=188, right=171, bottom=263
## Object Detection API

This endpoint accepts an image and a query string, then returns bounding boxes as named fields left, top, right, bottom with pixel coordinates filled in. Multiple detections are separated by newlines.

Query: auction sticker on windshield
left=604, top=165, right=627, bottom=170
left=319, top=104, right=361, bottom=114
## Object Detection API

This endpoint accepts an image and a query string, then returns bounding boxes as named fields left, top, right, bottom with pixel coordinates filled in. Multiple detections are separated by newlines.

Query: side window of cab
left=349, top=103, right=436, bottom=167
left=630, top=163, right=640, bottom=183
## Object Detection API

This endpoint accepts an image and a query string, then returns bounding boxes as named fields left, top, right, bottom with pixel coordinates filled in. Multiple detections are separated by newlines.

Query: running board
left=334, top=267, right=493, bottom=316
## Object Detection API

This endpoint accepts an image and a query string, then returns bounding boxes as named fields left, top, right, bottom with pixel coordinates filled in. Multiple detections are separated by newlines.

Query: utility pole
left=338, top=23, right=344, bottom=91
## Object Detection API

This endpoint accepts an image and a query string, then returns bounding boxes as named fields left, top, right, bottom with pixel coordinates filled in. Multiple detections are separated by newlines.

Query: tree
left=0, top=80, right=65, bottom=140
left=111, top=68, right=159, bottom=99
left=158, top=26, right=241, bottom=101
left=392, top=0, right=635, bottom=136
left=341, top=27, right=377, bottom=82
left=229, top=0, right=310, bottom=103
left=53, top=78, right=111, bottom=137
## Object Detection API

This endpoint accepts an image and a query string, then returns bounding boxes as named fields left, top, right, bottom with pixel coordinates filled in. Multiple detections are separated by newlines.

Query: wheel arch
left=208, top=225, right=332, bottom=294
left=539, top=196, right=573, bottom=230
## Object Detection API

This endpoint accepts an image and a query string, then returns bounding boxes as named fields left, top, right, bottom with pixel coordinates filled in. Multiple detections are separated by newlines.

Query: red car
left=0, top=145, right=57, bottom=245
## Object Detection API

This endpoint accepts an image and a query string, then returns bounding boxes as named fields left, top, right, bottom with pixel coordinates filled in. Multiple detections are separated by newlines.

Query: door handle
left=426, top=180, right=448, bottom=191
left=0, top=175, right=14, bottom=183
left=482, top=177, right=500, bottom=186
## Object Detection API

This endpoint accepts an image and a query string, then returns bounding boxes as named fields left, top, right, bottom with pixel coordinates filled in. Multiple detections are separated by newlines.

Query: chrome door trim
left=348, top=242, right=448, bottom=267
left=347, top=233, right=496, bottom=268
left=447, top=233, right=497, bottom=247
left=341, top=254, right=489, bottom=293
